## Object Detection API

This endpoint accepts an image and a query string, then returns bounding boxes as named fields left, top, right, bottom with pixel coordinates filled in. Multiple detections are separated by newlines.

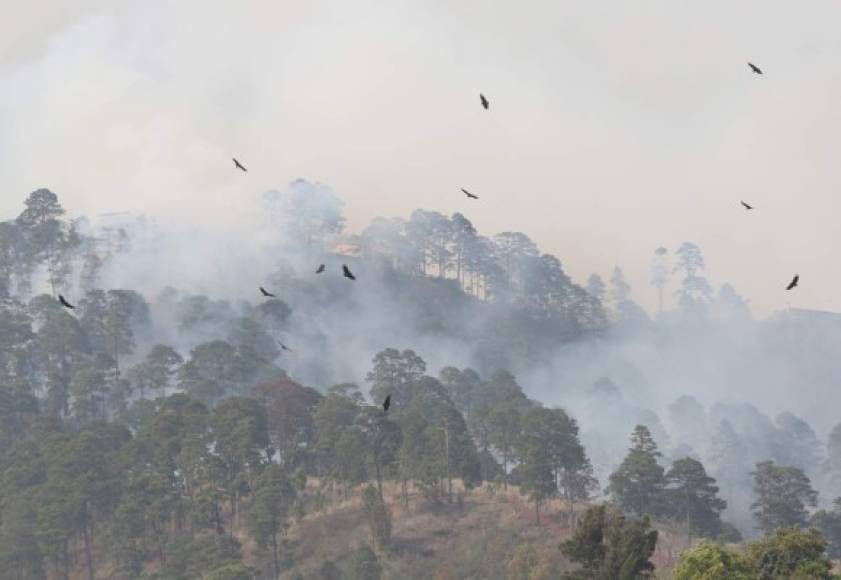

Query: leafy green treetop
left=745, top=527, right=836, bottom=580
left=673, top=542, right=754, bottom=580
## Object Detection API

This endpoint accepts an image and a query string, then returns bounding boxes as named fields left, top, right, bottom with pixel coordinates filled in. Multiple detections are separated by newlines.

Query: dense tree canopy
left=745, top=527, right=836, bottom=580
left=0, top=187, right=836, bottom=579
left=673, top=543, right=755, bottom=580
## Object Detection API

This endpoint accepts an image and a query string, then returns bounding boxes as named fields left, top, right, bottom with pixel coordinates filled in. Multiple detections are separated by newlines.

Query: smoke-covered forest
left=3, top=183, right=841, bottom=579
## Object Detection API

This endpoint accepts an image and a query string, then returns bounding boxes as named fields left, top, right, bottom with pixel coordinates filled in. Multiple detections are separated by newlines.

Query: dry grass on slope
left=283, top=481, right=582, bottom=579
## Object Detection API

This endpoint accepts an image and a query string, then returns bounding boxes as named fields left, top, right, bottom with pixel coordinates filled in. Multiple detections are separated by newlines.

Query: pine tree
left=362, top=484, right=392, bottom=551
left=673, top=242, right=713, bottom=315
left=607, top=425, right=666, bottom=517
left=586, top=274, right=606, bottom=303
left=16, top=189, right=77, bottom=295
left=485, top=402, right=521, bottom=488
left=344, top=544, right=382, bottom=580
left=365, top=348, right=426, bottom=406
left=514, top=407, right=563, bottom=525
left=664, top=457, right=727, bottom=539
left=751, top=460, right=818, bottom=533
left=247, top=465, right=296, bottom=580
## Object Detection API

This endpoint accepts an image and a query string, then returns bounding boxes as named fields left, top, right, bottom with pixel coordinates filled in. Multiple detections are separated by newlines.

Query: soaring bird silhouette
left=383, top=395, right=391, bottom=413
left=233, top=158, right=247, bottom=172
left=741, top=200, right=754, bottom=210
left=786, top=274, right=799, bottom=291
left=342, top=264, right=356, bottom=281
left=58, top=295, right=75, bottom=309
left=461, top=188, right=479, bottom=200
left=259, top=287, right=275, bottom=298
left=748, top=62, right=763, bottom=75
left=315, top=264, right=326, bottom=274
left=278, top=342, right=292, bottom=352
left=480, top=94, right=489, bottom=110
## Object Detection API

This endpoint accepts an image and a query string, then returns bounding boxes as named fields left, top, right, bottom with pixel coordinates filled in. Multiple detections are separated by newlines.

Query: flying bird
left=748, top=62, right=763, bottom=75
left=259, top=287, right=275, bottom=298
left=786, top=274, right=799, bottom=291
left=480, top=93, right=489, bottom=110
left=461, top=188, right=479, bottom=200
left=232, top=158, right=247, bottom=172
left=58, top=295, right=75, bottom=310
left=278, top=342, right=292, bottom=352
left=342, top=264, right=356, bottom=281
left=383, top=395, right=391, bottom=413
left=315, top=264, right=326, bottom=274
left=740, top=200, right=754, bottom=210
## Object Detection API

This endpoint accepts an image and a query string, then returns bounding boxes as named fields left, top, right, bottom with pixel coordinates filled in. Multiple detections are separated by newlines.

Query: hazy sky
left=3, top=0, right=841, bottom=315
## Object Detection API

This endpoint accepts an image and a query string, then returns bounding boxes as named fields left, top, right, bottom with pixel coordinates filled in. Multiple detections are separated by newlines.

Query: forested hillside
left=3, top=184, right=841, bottom=579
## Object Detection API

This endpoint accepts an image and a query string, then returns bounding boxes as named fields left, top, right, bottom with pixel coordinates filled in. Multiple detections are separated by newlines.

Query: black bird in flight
left=315, top=264, right=326, bottom=274
left=343, top=264, right=356, bottom=280
left=233, top=158, right=247, bottom=172
left=461, top=188, right=479, bottom=200
left=259, top=287, right=275, bottom=298
left=748, top=62, right=763, bottom=75
left=278, top=342, right=292, bottom=352
left=741, top=200, right=754, bottom=210
left=383, top=395, right=391, bottom=413
left=480, top=93, right=489, bottom=110
left=58, top=295, right=75, bottom=309
left=786, top=274, right=799, bottom=291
